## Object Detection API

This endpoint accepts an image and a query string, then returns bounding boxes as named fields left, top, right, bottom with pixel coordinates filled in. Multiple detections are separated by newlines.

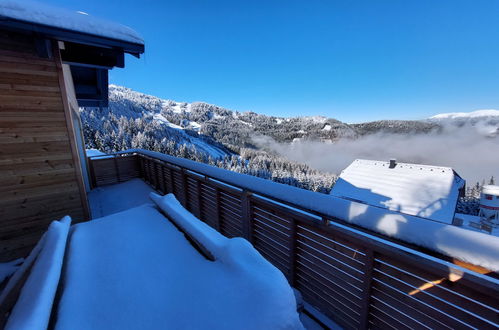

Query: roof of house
left=0, top=0, right=145, bottom=107
left=0, top=0, right=144, bottom=55
left=330, top=159, right=465, bottom=224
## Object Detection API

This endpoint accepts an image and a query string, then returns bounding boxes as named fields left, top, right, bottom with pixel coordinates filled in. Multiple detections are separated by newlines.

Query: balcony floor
left=86, top=178, right=329, bottom=329
left=88, top=178, right=156, bottom=218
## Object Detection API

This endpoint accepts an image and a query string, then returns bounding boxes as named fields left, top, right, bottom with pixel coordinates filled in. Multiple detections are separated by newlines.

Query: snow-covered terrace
left=85, top=149, right=499, bottom=329
left=84, top=179, right=323, bottom=329
left=1, top=179, right=308, bottom=329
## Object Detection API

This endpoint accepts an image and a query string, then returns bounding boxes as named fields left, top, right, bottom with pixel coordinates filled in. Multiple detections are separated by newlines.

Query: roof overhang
left=0, top=18, right=144, bottom=57
left=0, top=15, right=144, bottom=107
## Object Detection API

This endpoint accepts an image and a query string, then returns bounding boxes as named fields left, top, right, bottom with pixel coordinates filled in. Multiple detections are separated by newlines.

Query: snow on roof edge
left=122, top=149, right=499, bottom=274
left=0, top=0, right=144, bottom=47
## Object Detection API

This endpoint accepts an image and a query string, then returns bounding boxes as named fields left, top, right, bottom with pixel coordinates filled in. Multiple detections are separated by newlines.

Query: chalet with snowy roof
left=0, top=0, right=144, bottom=261
left=0, top=2, right=498, bottom=330
left=330, top=159, right=465, bottom=224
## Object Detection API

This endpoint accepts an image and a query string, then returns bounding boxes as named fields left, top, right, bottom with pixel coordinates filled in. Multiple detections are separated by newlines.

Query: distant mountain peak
left=429, top=109, right=499, bottom=120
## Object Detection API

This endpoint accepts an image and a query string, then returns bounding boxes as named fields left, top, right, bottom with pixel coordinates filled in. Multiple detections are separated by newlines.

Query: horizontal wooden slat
left=0, top=168, right=76, bottom=189
left=370, top=286, right=451, bottom=329
left=297, top=232, right=366, bottom=272
left=372, top=260, right=498, bottom=328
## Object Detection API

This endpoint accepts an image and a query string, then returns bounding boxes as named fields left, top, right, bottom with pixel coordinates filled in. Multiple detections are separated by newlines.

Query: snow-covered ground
left=88, top=178, right=155, bottom=218
left=88, top=180, right=321, bottom=328
left=56, top=200, right=303, bottom=329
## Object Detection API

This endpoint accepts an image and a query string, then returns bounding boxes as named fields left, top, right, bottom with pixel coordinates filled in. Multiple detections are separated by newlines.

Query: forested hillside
left=81, top=85, right=497, bottom=203
left=81, top=85, right=339, bottom=192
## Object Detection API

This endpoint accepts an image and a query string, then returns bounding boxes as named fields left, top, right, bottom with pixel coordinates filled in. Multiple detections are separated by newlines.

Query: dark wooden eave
left=0, top=16, right=144, bottom=107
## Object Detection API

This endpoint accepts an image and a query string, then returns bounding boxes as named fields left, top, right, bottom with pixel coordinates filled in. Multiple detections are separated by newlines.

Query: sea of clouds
left=253, top=121, right=499, bottom=185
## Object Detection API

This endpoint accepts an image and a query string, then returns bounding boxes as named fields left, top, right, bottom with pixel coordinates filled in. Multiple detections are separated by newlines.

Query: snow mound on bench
left=150, top=193, right=304, bottom=329
left=3, top=216, right=71, bottom=330
left=56, top=203, right=302, bottom=329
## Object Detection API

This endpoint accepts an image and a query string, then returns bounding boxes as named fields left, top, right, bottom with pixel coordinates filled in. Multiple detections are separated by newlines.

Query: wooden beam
left=54, top=42, right=90, bottom=221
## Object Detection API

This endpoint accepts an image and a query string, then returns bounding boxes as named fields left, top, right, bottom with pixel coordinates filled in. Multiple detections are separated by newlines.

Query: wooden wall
left=0, top=31, right=89, bottom=262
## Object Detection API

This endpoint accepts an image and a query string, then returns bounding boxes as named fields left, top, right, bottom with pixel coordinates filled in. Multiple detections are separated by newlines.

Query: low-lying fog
left=254, top=123, right=499, bottom=185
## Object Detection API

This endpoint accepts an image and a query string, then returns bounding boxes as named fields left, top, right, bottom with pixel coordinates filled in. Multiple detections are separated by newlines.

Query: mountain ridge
left=80, top=85, right=498, bottom=193
left=84, top=85, right=499, bottom=151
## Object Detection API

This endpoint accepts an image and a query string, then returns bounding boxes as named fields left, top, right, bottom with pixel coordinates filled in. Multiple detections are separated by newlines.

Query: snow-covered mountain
left=82, top=85, right=358, bottom=154
left=429, top=109, right=499, bottom=121
left=80, top=85, right=499, bottom=195
left=80, top=85, right=342, bottom=193
left=82, top=86, right=499, bottom=156
left=427, top=109, right=499, bottom=137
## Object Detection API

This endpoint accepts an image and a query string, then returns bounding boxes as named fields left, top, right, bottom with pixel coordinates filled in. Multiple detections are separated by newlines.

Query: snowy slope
left=81, top=85, right=359, bottom=159
left=427, top=110, right=499, bottom=137
left=80, top=86, right=231, bottom=160
left=106, top=85, right=356, bottom=144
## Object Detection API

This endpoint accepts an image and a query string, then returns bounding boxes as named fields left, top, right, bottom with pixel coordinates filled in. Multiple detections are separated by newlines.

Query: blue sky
left=44, top=0, right=499, bottom=122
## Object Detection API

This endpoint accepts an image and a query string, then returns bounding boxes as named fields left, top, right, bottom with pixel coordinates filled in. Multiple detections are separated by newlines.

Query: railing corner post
left=181, top=168, right=189, bottom=208
left=241, top=190, right=253, bottom=242
left=358, top=249, right=375, bottom=329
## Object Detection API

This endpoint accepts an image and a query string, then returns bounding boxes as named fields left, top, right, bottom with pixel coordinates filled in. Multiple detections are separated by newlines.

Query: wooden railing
left=88, top=151, right=499, bottom=330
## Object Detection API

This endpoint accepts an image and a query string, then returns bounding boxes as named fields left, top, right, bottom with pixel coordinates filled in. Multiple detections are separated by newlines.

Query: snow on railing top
left=0, top=0, right=144, bottom=45
left=104, top=149, right=499, bottom=274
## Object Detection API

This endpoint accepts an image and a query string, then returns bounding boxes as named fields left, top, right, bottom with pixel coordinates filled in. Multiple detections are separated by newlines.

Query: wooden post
left=181, top=168, right=189, bottom=208
left=197, top=179, right=203, bottom=220
left=154, top=161, right=160, bottom=191
left=157, top=163, right=161, bottom=193
left=169, top=167, right=174, bottom=194
left=113, top=156, right=121, bottom=183
left=160, top=164, right=166, bottom=194
left=89, top=158, right=97, bottom=189
left=143, top=158, right=149, bottom=183
left=241, top=190, right=253, bottom=242
left=358, top=249, right=375, bottom=329
left=214, top=188, right=221, bottom=231
left=288, top=217, right=297, bottom=286
left=138, top=156, right=145, bottom=179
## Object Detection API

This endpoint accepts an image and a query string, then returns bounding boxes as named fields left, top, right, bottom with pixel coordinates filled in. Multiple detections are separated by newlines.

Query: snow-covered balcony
left=84, top=149, right=499, bottom=329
